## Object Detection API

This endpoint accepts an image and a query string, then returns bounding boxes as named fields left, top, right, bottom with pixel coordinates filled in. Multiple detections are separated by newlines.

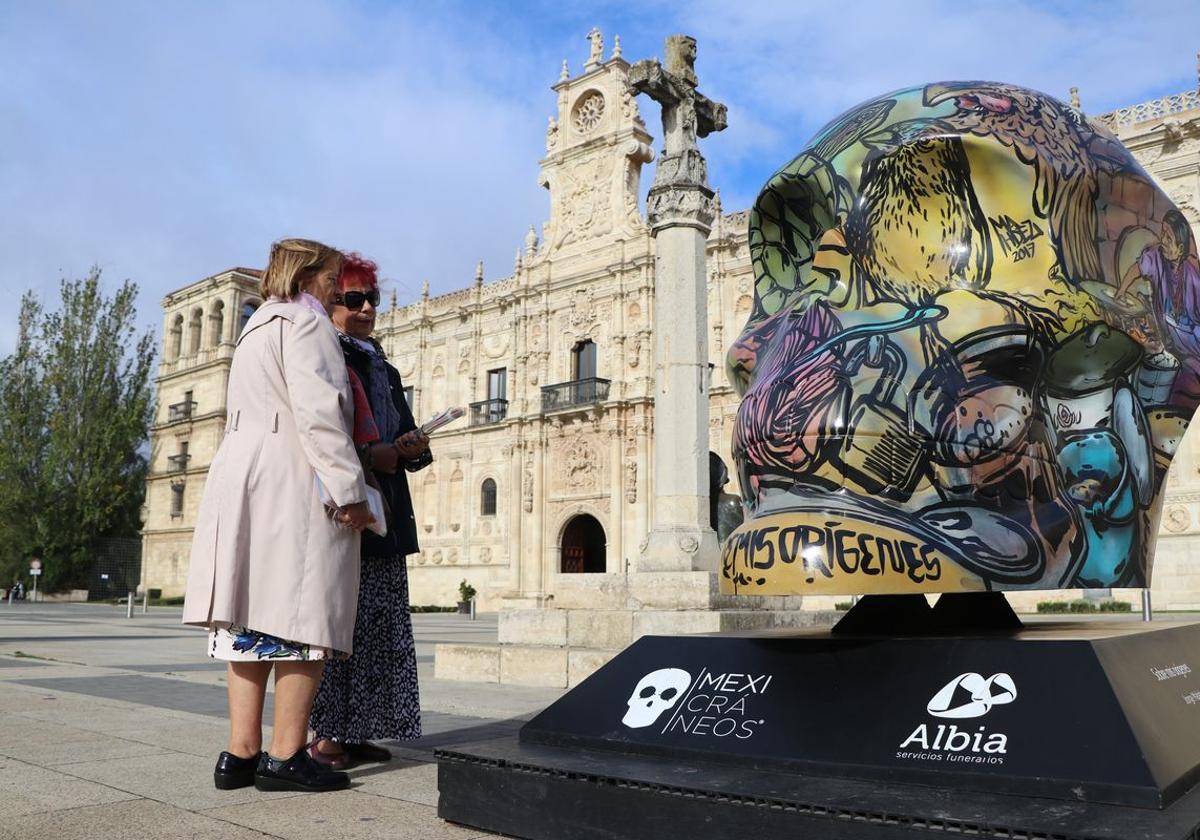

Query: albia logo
left=926, top=672, right=1017, bottom=719
left=896, top=671, right=1017, bottom=765
left=622, top=668, right=692, bottom=728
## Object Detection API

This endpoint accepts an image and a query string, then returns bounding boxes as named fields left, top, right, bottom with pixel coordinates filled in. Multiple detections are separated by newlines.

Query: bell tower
left=535, top=28, right=655, bottom=257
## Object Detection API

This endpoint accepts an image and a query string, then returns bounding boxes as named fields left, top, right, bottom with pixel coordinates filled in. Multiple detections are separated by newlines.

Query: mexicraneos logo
left=622, top=668, right=691, bottom=728
left=896, top=672, right=1016, bottom=765
left=621, top=667, right=772, bottom=739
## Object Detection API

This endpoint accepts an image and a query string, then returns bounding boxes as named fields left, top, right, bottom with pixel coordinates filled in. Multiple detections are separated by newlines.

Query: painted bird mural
left=921, top=81, right=1134, bottom=290
left=843, top=124, right=994, bottom=369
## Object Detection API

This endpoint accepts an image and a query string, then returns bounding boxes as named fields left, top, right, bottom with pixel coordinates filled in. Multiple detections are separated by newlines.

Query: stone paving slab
left=60, top=749, right=306, bottom=811
left=13, top=704, right=234, bottom=759
left=0, top=756, right=139, bottom=819
left=0, top=603, right=552, bottom=839
left=0, top=718, right=171, bottom=767
left=13, top=674, right=270, bottom=719
left=350, top=758, right=440, bottom=806
left=202, top=788, right=490, bottom=839
left=0, top=798, right=282, bottom=840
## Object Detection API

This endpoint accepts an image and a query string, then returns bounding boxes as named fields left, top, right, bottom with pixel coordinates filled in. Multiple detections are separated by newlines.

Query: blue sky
left=2, top=0, right=1198, bottom=357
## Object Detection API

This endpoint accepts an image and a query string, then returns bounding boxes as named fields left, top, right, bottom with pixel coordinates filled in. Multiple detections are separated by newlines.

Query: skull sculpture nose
left=722, top=80, right=1200, bottom=602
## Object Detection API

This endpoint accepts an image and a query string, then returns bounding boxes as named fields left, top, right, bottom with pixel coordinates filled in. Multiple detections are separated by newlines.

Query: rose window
left=573, top=93, right=606, bottom=133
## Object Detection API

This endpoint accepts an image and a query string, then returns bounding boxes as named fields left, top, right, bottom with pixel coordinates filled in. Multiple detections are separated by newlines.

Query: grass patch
left=410, top=605, right=457, bottom=613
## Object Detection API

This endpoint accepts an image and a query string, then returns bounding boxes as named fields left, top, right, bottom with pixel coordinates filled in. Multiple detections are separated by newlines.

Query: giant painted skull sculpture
left=721, top=82, right=1200, bottom=597
left=622, top=668, right=692, bottom=728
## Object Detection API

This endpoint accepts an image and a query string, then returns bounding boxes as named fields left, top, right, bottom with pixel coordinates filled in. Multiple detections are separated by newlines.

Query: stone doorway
left=560, top=514, right=606, bottom=573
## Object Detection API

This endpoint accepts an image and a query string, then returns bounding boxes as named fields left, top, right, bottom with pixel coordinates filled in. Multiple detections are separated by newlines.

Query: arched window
left=239, top=300, right=259, bottom=335
left=188, top=308, right=203, bottom=355
left=572, top=339, right=597, bottom=380
left=168, top=314, right=183, bottom=361
left=481, top=478, right=497, bottom=516
left=208, top=300, right=225, bottom=347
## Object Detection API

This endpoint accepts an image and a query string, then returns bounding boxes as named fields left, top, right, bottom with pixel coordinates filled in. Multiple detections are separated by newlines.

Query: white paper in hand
left=419, top=406, right=465, bottom=435
left=315, top=476, right=388, bottom=537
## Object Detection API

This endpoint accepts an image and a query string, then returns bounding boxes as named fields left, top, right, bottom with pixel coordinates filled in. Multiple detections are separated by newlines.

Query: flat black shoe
left=254, top=748, right=350, bottom=793
left=344, top=741, right=393, bottom=764
left=214, top=751, right=260, bottom=790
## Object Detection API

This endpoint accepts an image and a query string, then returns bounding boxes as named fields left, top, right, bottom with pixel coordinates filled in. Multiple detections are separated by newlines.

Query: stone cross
left=627, top=35, right=728, bottom=573
left=629, top=35, right=727, bottom=165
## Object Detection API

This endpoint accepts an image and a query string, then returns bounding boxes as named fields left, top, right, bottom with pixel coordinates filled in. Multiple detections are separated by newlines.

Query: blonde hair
left=260, top=238, right=343, bottom=300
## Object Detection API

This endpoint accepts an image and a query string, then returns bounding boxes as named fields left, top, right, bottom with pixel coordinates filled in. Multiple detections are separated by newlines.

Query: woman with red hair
left=308, top=253, right=429, bottom=766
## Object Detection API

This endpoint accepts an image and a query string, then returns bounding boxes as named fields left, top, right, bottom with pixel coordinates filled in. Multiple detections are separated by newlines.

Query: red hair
left=337, top=252, right=379, bottom=290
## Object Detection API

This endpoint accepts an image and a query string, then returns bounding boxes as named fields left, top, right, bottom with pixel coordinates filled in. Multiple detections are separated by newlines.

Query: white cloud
left=1, top=0, right=1196, bottom=357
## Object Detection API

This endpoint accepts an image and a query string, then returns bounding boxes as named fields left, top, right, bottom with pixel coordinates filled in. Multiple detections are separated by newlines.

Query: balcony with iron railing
left=469, top=398, right=509, bottom=427
left=541, top=377, right=611, bottom=414
left=166, top=453, right=191, bottom=472
left=166, top=400, right=197, bottom=423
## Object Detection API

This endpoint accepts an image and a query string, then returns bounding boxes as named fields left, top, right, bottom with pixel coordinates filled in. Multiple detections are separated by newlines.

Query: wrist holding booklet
left=315, top=476, right=388, bottom=537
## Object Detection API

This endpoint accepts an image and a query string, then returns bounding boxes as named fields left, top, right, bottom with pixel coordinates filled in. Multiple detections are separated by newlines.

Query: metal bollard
left=469, top=598, right=477, bottom=621
left=126, top=591, right=134, bottom=619
left=142, top=591, right=148, bottom=614
left=1142, top=589, right=1153, bottom=622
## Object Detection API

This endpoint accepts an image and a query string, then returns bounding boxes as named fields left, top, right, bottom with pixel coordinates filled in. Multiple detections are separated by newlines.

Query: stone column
left=629, top=35, right=727, bottom=572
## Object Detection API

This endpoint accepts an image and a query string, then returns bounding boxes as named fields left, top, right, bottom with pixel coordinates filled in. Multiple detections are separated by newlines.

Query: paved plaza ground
left=1, top=601, right=1192, bottom=839
left=0, top=602, right=563, bottom=839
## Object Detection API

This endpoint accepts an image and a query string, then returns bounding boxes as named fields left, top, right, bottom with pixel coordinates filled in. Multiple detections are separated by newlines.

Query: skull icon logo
left=622, top=668, right=692, bottom=729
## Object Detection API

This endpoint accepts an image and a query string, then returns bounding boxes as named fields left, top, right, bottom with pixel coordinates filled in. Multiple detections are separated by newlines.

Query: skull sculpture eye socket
left=639, top=686, right=655, bottom=699
left=660, top=687, right=679, bottom=700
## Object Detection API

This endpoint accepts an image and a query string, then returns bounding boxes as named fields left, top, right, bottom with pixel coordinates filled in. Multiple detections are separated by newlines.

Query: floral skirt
left=208, top=624, right=347, bottom=662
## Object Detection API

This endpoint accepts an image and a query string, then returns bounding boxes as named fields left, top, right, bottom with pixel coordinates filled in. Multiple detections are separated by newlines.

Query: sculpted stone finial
left=421, top=280, right=429, bottom=301
left=612, top=34, right=622, bottom=59
left=475, top=260, right=484, bottom=285
left=524, top=225, right=539, bottom=257
left=1070, top=87, right=1081, bottom=110
left=585, top=27, right=603, bottom=70
left=560, top=59, right=569, bottom=82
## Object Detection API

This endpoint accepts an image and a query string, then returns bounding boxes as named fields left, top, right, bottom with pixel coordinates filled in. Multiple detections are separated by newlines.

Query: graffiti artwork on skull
left=722, top=82, right=1200, bottom=598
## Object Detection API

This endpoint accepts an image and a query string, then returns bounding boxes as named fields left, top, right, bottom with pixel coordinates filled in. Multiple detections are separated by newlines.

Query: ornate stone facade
left=140, top=49, right=1200, bottom=612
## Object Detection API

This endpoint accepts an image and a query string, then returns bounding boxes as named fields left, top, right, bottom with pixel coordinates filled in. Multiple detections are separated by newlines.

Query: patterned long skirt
left=310, top=554, right=422, bottom=742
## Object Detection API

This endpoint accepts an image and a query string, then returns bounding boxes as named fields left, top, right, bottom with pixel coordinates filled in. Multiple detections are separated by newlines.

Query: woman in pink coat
left=183, top=238, right=374, bottom=793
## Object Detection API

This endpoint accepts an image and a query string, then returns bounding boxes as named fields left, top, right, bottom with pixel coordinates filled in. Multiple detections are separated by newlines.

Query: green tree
left=0, top=269, right=155, bottom=590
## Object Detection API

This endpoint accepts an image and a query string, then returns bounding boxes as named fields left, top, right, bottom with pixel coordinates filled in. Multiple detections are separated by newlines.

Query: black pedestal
left=437, top=620, right=1200, bottom=839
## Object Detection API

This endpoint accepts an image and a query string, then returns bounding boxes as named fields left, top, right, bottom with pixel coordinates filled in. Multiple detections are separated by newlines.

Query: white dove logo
left=926, top=672, right=1017, bottom=719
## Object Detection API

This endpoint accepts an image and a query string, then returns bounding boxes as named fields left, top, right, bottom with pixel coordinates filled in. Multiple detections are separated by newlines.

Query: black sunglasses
left=333, top=289, right=381, bottom=311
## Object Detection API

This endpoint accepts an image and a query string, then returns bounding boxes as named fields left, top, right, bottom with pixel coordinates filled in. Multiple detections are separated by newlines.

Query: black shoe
left=254, top=748, right=350, bottom=792
left=344, top=741, right=393, bottom=764
left=214, top=751, right=261, bottom=790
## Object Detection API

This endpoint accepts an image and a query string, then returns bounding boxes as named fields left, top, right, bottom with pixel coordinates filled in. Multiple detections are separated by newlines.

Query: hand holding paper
left=315, top=476, right=387, bottom=537
left=419, top=406, right=465, bottom=435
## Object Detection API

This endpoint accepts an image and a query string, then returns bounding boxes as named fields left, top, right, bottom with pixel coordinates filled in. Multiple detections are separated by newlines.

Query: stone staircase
left=434, top=571, right=839, bottom=688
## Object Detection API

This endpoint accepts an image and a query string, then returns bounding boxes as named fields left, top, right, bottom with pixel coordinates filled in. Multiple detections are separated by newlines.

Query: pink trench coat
left=182, top=300, right=369, bottom=654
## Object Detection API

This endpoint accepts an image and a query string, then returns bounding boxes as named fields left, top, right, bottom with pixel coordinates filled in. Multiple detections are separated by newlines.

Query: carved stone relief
left=562, top=433, right=599, bottom=490
left=553, top=157, right=614, bottom=247
left=1165, top=505, right=1191, bottom=533
left=523, top=453, right=534, bottom=513
left=624, top=440, right=638, bottom=504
